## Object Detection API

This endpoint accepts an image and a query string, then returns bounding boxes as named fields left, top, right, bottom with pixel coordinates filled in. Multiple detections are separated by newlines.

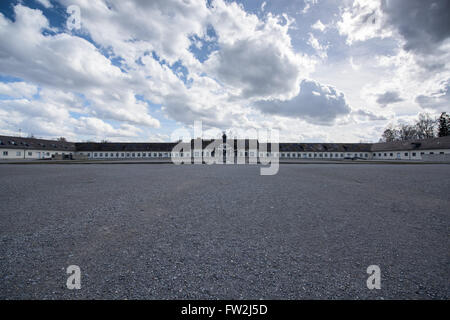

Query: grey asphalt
left=0, top=164, right=449, bottom=299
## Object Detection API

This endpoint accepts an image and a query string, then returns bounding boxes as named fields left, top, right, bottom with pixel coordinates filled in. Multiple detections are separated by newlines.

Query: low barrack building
left=0, top=134, right=449, bottom=162
left=0, top=135, right=76, bottom=160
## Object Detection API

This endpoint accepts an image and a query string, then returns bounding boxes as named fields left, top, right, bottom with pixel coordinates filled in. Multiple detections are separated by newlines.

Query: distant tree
left=398, top=124, right=419, bottom=141
left=101, top=139, right=109, bottom=143
left=57, top=137, right=67, bottom=142
left=415, top=113, right=436, bottom=139
left=438, top=112, right=450, bottom=137
left=381, top=125, right=398, bottom=142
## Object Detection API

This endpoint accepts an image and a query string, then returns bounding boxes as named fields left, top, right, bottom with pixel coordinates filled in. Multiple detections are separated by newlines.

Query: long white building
left=1, top=134, right=450, bottom=162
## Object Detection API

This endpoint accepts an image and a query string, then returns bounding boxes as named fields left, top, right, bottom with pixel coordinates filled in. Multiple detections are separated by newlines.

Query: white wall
left=371, top=149, right=450, bottom=160
left=0, top=148, right=71, bottom=160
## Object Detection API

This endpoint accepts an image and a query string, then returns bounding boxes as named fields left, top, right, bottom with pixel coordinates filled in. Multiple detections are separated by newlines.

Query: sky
left=0, top=0, right=449, bottom=142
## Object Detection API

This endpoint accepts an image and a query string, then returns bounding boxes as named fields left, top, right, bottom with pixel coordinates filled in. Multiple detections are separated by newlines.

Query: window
left=2, top=151, right=7, bottom=156
left=430, top=152, right=434, bottom=155
left=390, top=153, right=393, bottom=156
left=99, top=153, right=103, bottom=157
left=412, top=153, right=416, bottom=156
left=16, top=151, right=21, bottom=156
left=121, top=153, right=124, bottom=157
left=440, top=152, right=444, bottom=154
left=379, top=153, right=381, bottom=156
left=104, top=153, right=108, bottom=157
left=420, top=152, right=424, bottom=155
left=384, top=153, right=387, bottom=156
left=94, top=153, right=98, bottom=157
left=404, top=153, right=408, bottom=156
left=110, top=153, right=114, bottom=157
left=132, top=153, right=135, bottom=157
left=28, top=152, right=32, bottom=156
left=137, top=153, right=141, bottom=157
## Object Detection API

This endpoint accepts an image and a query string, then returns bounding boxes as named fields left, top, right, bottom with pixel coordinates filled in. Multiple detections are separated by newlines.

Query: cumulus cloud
left=337, top=0, right=391, bottom=44
left=206, top=4, right=310, bottom=100
left=0, top=4, right=160, bottom=128
left=380, top=0, right=450, bottom=54
left=415, top=81, right=450, bottom=111
left=375, top=90, right=403, bottom=107
left=0, top=82, right=38, bottom=99
left=338, top=0, right=450, bottom=55
left=254, top=80, right=351, bottom=125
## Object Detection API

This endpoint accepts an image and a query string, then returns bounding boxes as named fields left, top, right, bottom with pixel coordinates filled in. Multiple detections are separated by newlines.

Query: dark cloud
left=380, top=0, right=450, bottom=53
left=254, top=79, right=351, bottom=125
left=376, top=90, right=403, bottom=107
left=415, top=81, right=450, bottom=111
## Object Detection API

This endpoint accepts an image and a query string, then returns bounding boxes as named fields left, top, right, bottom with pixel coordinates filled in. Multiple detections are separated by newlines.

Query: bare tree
left=398, top=124, right=418, bottom=141
left=438, top=112, right=450, bottom=137
left=415, top=113, right=436, bottom=139
left=381, top=124, right=398, bottom=142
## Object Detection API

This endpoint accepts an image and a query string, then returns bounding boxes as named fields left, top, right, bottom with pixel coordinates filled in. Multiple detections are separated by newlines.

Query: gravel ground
left=0, top=163, right=449, bottom=299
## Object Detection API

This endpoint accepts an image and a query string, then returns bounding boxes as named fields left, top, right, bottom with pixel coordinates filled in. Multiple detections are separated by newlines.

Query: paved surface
left=0, top=164, right=449, bottom=299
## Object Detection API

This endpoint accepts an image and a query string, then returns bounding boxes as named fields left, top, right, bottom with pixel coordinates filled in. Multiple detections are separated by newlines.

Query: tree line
left=380, top=112, right=450, bottom=142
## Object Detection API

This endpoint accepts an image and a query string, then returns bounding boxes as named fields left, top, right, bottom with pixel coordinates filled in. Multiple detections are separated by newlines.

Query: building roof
left=74, top=142, right=178, bottom=152
left=0, top=135, right=76, bottom=151
left=371, top=136, right=450, bottom=152
left=1, top=135, right=449, bottom=153
left=278, top=143, right=373, bottom=152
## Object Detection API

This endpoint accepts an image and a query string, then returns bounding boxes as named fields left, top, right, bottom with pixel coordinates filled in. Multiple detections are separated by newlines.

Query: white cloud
left=0, top=82, right=38, bottom=99
left=206, top=5, right=313, bottom=100
left=337, top=0, right=391, bottom=44
left=311, top=20, right=327, bottom=32
left=302, top=0, right=318, bottom=14
left=307, top=33, right=328, bottom=59
left=261, top=1, right=266, bottom=12
left=0, top=4, right=160, bottom=129
left=36, top=0, right=53, bottom=9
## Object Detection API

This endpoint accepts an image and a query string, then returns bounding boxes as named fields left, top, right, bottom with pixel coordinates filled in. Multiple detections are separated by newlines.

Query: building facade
left=1, top=134, right=450, bottom=161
